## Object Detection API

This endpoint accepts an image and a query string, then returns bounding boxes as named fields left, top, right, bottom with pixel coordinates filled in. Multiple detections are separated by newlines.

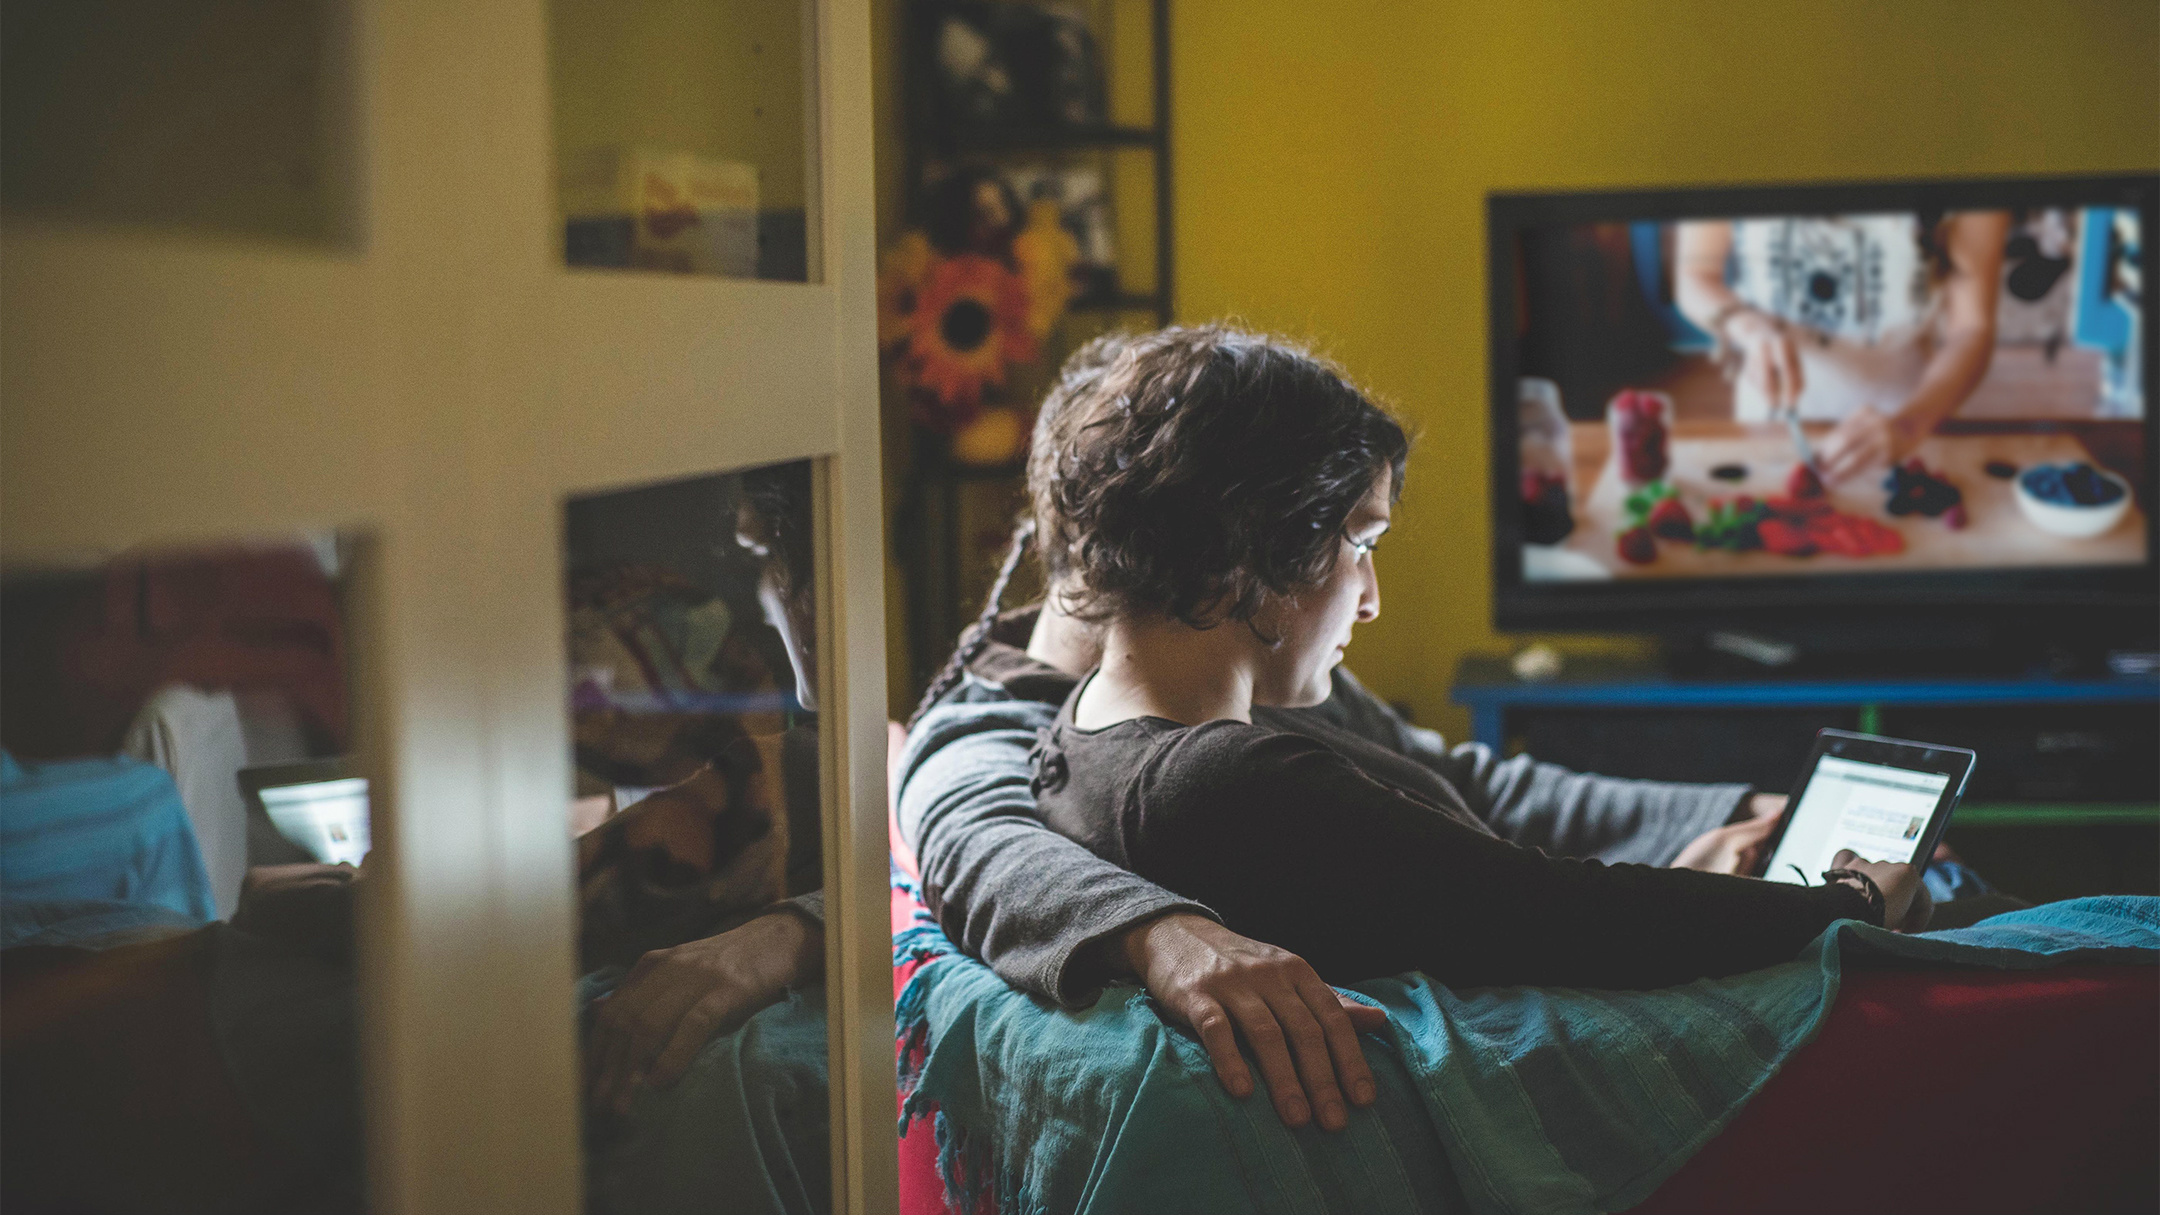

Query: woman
left=1028, top=325, right=1926, bottom=992
left=1674, top=211, right=2008, bottom=485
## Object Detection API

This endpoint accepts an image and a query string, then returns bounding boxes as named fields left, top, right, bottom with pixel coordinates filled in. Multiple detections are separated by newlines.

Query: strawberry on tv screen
left=1507, top=203, right=2149, bottom=586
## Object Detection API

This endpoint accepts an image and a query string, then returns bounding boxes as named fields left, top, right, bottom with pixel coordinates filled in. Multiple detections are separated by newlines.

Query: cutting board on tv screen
left=1549, top=423, right=2147, bottom=579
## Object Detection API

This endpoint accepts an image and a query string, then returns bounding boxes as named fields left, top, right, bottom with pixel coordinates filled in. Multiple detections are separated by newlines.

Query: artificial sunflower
left=905, top=253, right=1037, bottom=425
left=876, top=231, right=934, bottom=350
left=1010, top=199, right=1081, bottom=340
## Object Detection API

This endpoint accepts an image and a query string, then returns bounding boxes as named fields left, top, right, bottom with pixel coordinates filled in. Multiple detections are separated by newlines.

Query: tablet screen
left=260, top=776, right=372, bottom=867
left=1762, top=755, right=1950, bottom=885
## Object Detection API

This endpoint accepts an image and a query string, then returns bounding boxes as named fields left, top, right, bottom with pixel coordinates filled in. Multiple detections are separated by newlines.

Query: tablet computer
left=1754, top=729, right=1976, bottom=886
left=239, top=758, right=370, bottom=868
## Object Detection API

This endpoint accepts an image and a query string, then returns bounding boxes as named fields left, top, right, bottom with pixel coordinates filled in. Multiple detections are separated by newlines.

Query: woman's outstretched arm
left=1300, top=668, right=1749, bottom=866
left=1815, top=211, right=2010, bottom=483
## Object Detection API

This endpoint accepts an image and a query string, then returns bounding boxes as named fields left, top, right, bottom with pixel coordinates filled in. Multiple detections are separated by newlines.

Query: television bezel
left=1486, top=173, right=2160, bottom=636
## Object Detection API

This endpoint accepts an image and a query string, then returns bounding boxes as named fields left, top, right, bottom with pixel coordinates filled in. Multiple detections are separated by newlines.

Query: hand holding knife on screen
left=1712, top=304, right=1808, bottom=419
left=1786, top=411, right=1820, bottom=474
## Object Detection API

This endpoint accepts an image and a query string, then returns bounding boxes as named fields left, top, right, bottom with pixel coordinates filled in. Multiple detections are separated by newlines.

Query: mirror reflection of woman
left=583, top=463, right=828, bottom=1117
left=1674, top=212, right=2009, bottom=484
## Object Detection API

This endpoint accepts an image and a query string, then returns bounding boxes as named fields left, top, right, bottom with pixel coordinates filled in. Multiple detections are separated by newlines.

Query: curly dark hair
left=907, top=331, right=1135, bottom=726
left=1031, top=324, right=1408, bottom=632
left=738, top=460, right=815, bottom=608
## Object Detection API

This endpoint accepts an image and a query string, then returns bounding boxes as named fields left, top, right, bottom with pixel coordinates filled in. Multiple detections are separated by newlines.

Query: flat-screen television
left=1488, top=175, right=2158, bottom=650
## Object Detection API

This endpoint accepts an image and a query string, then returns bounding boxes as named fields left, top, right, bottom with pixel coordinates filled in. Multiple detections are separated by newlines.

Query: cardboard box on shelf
left=560, top=146, right=759, bottom=277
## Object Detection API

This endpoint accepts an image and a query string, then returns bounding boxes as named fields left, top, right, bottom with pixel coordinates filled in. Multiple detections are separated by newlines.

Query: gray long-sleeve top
left=896, top=627, right=1749, bottom=1007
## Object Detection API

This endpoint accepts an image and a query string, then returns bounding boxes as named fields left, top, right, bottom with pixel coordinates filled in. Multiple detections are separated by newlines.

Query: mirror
left=0, top=534, right=369, bottom=1214
left=564, top=460, right=830, bottom=1215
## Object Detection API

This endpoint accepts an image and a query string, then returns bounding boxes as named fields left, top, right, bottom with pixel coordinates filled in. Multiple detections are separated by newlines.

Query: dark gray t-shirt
left=897, top=613, right=1753, bottom=1005
left=1030, top=683, right=1869, bottom=989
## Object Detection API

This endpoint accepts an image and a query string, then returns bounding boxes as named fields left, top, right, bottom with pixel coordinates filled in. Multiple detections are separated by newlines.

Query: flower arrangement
left=878, top=168, right=1081, bottom=464
left=903, top=252, right=1036, bottom=414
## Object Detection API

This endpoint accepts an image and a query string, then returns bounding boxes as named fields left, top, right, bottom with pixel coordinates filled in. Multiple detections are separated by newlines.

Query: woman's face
left=1250, top=469, right=1390, bottom=709
left=736, top=502, right=817, bottom=711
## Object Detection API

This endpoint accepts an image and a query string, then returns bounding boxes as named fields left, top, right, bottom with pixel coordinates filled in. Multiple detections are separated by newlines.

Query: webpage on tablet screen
left=1764, top=757, right=1950, bottom=885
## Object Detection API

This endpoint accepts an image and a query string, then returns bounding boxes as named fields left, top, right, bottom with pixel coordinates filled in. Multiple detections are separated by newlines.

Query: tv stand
left=1450, top=654, right=2159, bottom=900
left=1661, top=630, right=2055, bottom=681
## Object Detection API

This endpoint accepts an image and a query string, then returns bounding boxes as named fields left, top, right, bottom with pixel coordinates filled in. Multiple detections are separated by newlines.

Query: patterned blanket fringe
left=893, top=922, right=955, bottom=1120
left=893, top=966, right=938, bottom=1091
left=904, top=1097, right=1029, bottom=1215
left=893, top=917, right=1038, bottom=1215
left=953, top=1110, right=1050, bottom=1215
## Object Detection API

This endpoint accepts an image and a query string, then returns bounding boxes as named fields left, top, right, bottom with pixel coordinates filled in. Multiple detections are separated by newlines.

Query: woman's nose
left=1357, top=560, right=1380, bottom=622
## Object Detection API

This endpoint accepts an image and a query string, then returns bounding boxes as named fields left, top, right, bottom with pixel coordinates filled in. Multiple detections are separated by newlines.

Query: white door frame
left=0, top=0, right=893, bottom=1209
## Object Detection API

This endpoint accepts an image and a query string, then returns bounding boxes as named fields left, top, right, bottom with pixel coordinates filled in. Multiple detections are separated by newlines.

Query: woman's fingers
left=1819, top=408, right=1894, bottom=484
left=1338, top=994, right=1389, bottom=1035
left=1827, top=851, right=1930, bottom=929
left=621, top=973, right=706, bottom=1068
left=1124, top=915, right=1378, bottom=1130
left=1221, top=992, right=1310, bottom=1128
left=1750, top=331, right=1803, bottom=410
left=1820, top=436, right=1862, bottom=483
left=649, top=988, right=749, bottom=1090
left=1185, top=994, right=1253, bottom=1100
left=1300, top=980, right=1378, bottom=1107
left=587, top=954, right=705, bottom=1111
left=1732, top=814, right=1777, bottom=875
left=587, top=1019, right=634, bottom=1112
left=1261, top=989, right=1348, bottom=1131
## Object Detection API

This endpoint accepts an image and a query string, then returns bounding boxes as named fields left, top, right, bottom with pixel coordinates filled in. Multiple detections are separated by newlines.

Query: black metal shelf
left=896, top=0, right=1173, bottom=696
left=898, top=0, right=1172, bottom=332
left=1071, top=289, right=1166, bottom=313
left=924, top=123, right=1163, bottom=155
left=916, top=457, right=1027, bottom=483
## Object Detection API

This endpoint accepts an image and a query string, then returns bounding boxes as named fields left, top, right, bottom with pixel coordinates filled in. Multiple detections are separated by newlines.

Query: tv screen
left=1489, top=176, right=2157, bottom=635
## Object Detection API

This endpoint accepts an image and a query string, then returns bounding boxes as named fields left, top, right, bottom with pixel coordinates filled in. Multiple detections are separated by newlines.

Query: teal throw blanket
left=895, top=895, right=2159, bottom=1215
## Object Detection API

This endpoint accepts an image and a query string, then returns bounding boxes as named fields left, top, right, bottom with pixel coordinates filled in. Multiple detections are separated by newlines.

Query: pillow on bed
left=1, top=751, right=215, bottom=935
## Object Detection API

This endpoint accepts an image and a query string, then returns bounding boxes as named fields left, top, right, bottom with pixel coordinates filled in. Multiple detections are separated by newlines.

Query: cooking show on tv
left=1512, top=204, right=2149, bottom=582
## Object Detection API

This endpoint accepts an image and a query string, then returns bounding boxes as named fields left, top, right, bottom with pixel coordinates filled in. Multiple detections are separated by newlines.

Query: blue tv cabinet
left=1450, top=657, right=2160, bottom=833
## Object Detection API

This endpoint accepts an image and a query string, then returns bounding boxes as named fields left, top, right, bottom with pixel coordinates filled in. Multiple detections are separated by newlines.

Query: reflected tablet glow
left=239, top=759, right=370, bottom=868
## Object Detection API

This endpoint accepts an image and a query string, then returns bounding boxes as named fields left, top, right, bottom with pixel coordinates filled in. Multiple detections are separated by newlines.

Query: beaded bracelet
left=1820, top=867, right=1886, bottom=925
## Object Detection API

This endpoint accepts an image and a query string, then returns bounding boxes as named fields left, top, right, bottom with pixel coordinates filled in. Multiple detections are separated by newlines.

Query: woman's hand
left=1830, top=849, right=1934, bottom=932
left=1671, top=814, right=1778, bottom=875
left=1671, top=793, right=1784, bottom=876
left=1120, top=912, right=1386, bottom=1132
left=1816, top=405, right=1917, bottom=485
left=1725, top=309, right=1805, bottom=414
left=587, top=908, right=823, bottom=1115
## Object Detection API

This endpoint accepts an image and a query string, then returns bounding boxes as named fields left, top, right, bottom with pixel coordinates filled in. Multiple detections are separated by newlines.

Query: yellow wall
left=1171, top=0, right=2159, bottom=740
left=872, top=0, right=2160, bottom=735
left=552, top=0, right=807, bottom=209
